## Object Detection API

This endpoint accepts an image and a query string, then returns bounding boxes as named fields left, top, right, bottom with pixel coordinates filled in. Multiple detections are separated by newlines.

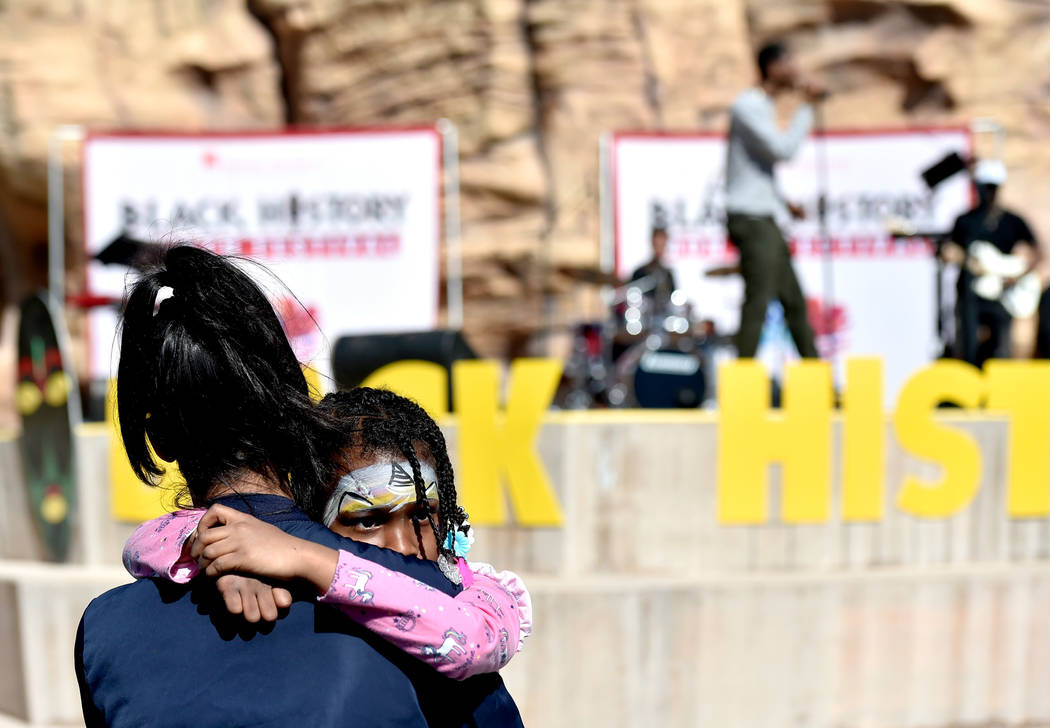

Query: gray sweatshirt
left=725, top=88, right=813, bottom=218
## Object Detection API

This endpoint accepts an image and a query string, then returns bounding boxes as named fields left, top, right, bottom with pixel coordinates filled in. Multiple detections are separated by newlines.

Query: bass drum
left=615, top=342, right=705, bottom=409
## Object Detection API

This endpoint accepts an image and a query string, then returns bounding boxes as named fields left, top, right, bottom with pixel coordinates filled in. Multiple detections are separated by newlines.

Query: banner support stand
left=48, top=125, right=84, bottom=305
left=46, top=124, right=85, bottom=425
left=598, top=132, right=613, bottom=274
left=438, top=119, right=464, bottom=331
left=813, top=105, right=836, bottom=369
left=971, top=117, right=1005, bottom=161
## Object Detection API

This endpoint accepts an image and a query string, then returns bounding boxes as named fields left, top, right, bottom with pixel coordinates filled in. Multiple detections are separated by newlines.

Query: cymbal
left=704, top=264, right=741, bottom=278
left=555, top=265, right=623, bottom=287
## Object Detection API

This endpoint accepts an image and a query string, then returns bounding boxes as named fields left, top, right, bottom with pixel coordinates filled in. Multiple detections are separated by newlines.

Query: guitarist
left=943, top=159, right=1042, bottom=366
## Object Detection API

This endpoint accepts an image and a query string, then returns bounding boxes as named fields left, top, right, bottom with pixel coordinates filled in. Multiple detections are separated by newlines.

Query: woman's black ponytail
left=117, top=245, right=340, bottom=516
left=116, top=266, right=172, bottom=484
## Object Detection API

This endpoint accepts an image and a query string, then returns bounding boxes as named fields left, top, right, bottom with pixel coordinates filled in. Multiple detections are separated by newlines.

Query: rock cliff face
left=1, top=0, right=1048, bottom=365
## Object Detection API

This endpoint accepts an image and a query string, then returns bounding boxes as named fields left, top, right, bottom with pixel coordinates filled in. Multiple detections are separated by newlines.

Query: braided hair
left=318, top=387, right=467, bottom=559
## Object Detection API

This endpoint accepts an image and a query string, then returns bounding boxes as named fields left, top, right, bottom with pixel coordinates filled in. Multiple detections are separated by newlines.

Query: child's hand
left=216, top=574, right=293, bottom=623
left=191, top=504, right=338, bottom=593
left=191, top=504, right=303, bottom=580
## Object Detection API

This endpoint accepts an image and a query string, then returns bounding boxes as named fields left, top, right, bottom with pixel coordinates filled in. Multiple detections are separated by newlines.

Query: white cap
left=974, top=158, right=1007, bottom=186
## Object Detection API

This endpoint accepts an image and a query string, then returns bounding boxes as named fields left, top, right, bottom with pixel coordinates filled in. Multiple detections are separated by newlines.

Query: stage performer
left=725, top=40, right=822, bottom=359
left=942, top=159, right=1043, bottom=367
left=75, top=246, right=523, bottom=727
left=122, top=387, right=531, bottom=681
left=630, top=226, right=678, bottom=312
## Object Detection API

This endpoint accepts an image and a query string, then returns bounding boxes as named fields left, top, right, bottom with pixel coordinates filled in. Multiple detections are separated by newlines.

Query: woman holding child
left=76, top=245, right=528, bottom=727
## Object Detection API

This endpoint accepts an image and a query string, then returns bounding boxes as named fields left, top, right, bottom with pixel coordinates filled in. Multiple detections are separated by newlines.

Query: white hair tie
left=154, top=285, right=175, bottom=316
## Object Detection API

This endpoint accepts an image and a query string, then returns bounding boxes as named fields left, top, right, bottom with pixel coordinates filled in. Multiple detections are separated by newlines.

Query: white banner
left=612, top=128, right=972, bottom=405
left=83, top=129, right=442, bottom=380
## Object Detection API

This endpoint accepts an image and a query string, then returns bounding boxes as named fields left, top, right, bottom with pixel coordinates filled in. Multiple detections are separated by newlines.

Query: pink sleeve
left=318, top=550, right=525, bottom=680
left=122, top=509, right=205, bottom=584
left=467, top=561, right=533, bottom=652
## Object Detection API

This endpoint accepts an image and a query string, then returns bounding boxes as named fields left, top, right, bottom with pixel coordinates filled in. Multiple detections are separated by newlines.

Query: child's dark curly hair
left=317, top=387, right=467, bottom=559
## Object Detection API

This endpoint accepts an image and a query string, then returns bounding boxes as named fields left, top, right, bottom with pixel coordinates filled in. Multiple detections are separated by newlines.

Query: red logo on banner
left=807, top=298, right=849, bottom=357
left=807, top=298, right=848, bottom=338
left=275, top=297, right=321, bottom=361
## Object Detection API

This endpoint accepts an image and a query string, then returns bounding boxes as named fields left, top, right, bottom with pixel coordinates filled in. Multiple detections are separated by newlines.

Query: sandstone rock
left=1, top=0, right=1050, bottom=408
left=0, top=0, right=283, bottom=311
left=913, top=27, right=970, bottom=84
left=252, top=0, right=535, bottom=154
left=645, top=0, right=754, bottom=127
left=461, top=135, right=546, bottom=208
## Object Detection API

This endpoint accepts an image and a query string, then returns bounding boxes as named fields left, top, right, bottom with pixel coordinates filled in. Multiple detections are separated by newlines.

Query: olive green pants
left=727, top=214, right=818, bottom=358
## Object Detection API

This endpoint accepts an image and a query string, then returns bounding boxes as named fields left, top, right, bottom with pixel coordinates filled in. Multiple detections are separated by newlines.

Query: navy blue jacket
left=75, top=494, right=523, bottom=727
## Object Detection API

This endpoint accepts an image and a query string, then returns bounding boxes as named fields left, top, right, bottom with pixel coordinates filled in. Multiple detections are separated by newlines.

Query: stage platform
left=2, top=413, right=1050, bottom=727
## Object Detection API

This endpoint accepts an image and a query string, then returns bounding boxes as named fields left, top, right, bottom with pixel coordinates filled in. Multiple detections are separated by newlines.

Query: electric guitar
left=968, top=241, right=1042, bottom=319
left=884, top=217, right=1042, bottom=319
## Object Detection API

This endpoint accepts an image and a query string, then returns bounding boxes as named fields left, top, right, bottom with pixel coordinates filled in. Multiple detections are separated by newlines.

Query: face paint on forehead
left=322, top=459, right=439, bottom=526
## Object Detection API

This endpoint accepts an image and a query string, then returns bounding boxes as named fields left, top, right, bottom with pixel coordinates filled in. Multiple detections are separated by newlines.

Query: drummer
left=629, top=226, right=677, bottom=312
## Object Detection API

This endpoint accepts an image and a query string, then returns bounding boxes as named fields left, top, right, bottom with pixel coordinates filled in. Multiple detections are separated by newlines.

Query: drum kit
left=555, top=267, right=732, bottom=410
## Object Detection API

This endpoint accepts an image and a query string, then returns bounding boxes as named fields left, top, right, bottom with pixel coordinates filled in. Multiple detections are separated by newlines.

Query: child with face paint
left=122, top=388, right=531, bottom=680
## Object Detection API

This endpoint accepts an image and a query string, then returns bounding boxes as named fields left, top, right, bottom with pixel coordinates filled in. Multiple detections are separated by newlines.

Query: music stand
left=919, top=150, right=970, bottom=356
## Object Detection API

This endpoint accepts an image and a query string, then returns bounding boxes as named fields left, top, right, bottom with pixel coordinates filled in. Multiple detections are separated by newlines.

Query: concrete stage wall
left=2, top=413, right=1049, bottom=727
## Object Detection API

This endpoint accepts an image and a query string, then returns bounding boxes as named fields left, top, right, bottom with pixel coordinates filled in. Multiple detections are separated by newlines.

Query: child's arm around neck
left=124, top=506, right=532, bottom=680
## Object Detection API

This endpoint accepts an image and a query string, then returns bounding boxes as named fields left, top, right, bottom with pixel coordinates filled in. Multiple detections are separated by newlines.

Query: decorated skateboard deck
left=16, top=293, right=78, bottom=561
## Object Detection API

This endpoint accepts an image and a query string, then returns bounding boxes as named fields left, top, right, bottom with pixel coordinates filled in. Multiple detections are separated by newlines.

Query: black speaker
left=331, top=330, right=477, bottom=402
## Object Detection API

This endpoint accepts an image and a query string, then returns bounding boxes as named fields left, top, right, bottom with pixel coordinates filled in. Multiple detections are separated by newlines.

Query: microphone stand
left=891, top=227, right=953, bottom=357
left=813, top=100, right=835, bottom=365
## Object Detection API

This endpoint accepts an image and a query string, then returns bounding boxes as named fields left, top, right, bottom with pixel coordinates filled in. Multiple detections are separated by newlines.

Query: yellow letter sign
left=454, top=359, right=564, bottom=526
left=893, top=360, right=983, bottom=517
left=717, top=360, right=832, bottom=524
left=106, top=381, right=181, bottom=522
left=985, top=360, right=1050, bottom=517
left=362, top=360, right=449, bottom=417
left=842, top=358, right=885, bottom=521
